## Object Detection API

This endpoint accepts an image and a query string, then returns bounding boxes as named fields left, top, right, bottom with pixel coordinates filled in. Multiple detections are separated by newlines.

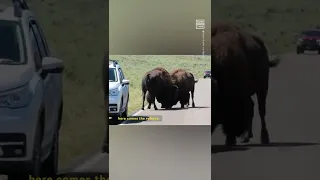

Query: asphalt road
left=212, top=52, right=320, bottom=180
left=121, top=78, right=211, bottom=125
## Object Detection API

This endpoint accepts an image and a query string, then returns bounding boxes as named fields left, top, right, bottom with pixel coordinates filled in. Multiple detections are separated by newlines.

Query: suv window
left=30, top=21, right=48, bottom=58
left=0, top=20, right=23, bottom=64
left=29, top=27, right=42, bottom=70
left=109, top=68, right=118, bottom=82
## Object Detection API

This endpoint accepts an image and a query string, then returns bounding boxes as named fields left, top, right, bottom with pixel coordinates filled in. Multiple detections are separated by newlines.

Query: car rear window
left=302, top=30, right=320, bottom=37
left=0, top=20, right=24, bottom=64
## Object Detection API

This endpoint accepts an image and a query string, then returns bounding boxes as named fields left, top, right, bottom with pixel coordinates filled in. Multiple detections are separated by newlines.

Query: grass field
left=109, top=55, right=211, bottom=115
left=2, top=0, right=107, bottom=166
left=213, top=0, right=320, bottom=54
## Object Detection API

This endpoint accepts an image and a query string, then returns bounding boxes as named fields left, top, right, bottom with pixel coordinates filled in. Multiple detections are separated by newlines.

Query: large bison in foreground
left=141, top=67, right=179, bottom=110
left=169, top=69, right=198, bottom=108
left=211, top=21, right=280, bottom=146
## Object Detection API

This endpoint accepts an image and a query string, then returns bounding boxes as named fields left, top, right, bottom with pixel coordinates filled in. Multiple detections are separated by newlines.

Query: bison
left=141, top=67, right=179, bottom=110
left=211, top=21, right=280, bottom=146
left=169, top=69, right=198, bottom=108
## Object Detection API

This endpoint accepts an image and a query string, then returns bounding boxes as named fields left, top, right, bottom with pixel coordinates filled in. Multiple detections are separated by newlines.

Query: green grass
left=2, top=0, right=107, bottom=166
left=109, top=55, right=211, bottom=115
left=213, top=0, right=320, bottom=54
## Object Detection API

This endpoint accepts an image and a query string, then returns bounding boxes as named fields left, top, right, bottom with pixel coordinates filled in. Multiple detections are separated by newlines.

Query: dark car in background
left=203, top=70, right=211, bottom=79
left=296, top=29, right=320, bottom=54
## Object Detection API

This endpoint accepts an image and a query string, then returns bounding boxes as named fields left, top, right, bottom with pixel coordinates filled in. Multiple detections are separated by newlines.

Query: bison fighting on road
left=142, top=67, right=199, bottom=110
left=141, top=67, right=179, bottom=110
left=211, top=20, right=280, bottom=146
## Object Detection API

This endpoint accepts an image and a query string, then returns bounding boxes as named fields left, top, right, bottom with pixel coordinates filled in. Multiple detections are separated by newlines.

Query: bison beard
left=211, top=21, right=280, bottom=146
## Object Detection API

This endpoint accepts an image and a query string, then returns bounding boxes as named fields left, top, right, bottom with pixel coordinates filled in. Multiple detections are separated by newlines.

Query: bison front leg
left=151, top=96, right=158, bottom=110
left=225, top=135, right=237, bottom=146
left=180, top=101, right=184, bottom=108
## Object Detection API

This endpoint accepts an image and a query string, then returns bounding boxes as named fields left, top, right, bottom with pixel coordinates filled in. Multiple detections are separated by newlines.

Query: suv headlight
left=0, top=85, right=31, bottom=108
left=109, top=89, right=119, bottom=96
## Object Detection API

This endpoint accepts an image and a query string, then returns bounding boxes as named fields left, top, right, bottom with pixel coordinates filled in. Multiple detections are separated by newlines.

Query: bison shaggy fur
left=211, top=21, right=280, bottom=146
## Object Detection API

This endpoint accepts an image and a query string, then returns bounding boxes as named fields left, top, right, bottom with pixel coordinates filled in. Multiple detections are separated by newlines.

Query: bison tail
left=269, top=56, right=280, bottom=68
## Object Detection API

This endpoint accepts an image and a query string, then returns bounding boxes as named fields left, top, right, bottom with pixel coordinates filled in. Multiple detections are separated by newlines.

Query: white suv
left=0, top=1, right=64, bottom=178
left=109, top=60, right=129, bottom=124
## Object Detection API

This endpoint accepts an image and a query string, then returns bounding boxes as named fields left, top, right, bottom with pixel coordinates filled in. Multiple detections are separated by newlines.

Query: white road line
left=73, top=153, right=107, bottom=172
left=73, top=105, right=147, bottom=171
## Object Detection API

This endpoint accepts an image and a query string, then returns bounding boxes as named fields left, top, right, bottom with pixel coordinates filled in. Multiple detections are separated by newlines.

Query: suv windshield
left=0, top=20, right=23, bottom=65
left=109, top=68, right=118, bottom=82
left=302, top=30, right=320, bottom=37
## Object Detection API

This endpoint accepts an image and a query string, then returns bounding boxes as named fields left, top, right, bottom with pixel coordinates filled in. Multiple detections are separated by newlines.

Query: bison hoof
left=192, top=103, right=195, bottom=108
left=154, top=107, right=158, bottom=110
left=141, top=107, right=144, bottom=110
left=147, top=106, right=151, bottom=109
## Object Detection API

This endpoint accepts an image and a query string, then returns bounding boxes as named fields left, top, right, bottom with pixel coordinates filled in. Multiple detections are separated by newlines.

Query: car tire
left=41, top=131, right=59, bottom=177
left=122, top=97, right=129, bottom=118
left=297, top=47, right=304, bottom=54
left=317, top=49, right=320, bottom=55
left=8, top=122, right=43, bottom=180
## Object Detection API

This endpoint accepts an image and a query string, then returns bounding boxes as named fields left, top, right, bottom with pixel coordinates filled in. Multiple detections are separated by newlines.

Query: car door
left=118, top=68, right=128, bottom=107
left=29, top=20, right=56, bottom=148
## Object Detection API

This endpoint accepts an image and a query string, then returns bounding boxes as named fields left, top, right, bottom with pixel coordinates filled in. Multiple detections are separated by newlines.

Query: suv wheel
left=42, top=131, right=59, bottom=177
left=317, top=49, right=320, bottom=55
left=8, top=122, right=43, bottom=180
left=297, top=47, right=304, bottom=54
left=122, top=98, right=129, bottom=118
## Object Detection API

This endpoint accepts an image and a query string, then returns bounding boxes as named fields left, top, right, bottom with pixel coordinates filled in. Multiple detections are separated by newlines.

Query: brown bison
left=169, top=69, right=198, bottom=108
left=211, top=21, right=280, bottom=146
left=141, top=67, right=179, bottom=110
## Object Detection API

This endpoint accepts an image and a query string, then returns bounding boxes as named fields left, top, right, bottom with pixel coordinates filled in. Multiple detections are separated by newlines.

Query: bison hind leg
left=191, top=91, right=195, bottom=108
left=147, top=103, right=151, bottom=109
left=154, top=103, right=158, bottom=110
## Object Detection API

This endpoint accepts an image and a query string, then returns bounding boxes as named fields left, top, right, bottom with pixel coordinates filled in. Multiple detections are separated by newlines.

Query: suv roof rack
left=109, top=59, right=119, bottom=67
left=12, top=0, right=29, bottom=18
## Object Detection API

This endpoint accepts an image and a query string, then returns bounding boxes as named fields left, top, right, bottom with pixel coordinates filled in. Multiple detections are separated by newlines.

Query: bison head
left=161, top=85, right=179, bottom=109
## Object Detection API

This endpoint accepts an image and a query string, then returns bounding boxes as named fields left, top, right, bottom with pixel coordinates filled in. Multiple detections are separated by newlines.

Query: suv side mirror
left=42, top=57, right=64, bottom=73
left=122, top=79, right=130, bottom=85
